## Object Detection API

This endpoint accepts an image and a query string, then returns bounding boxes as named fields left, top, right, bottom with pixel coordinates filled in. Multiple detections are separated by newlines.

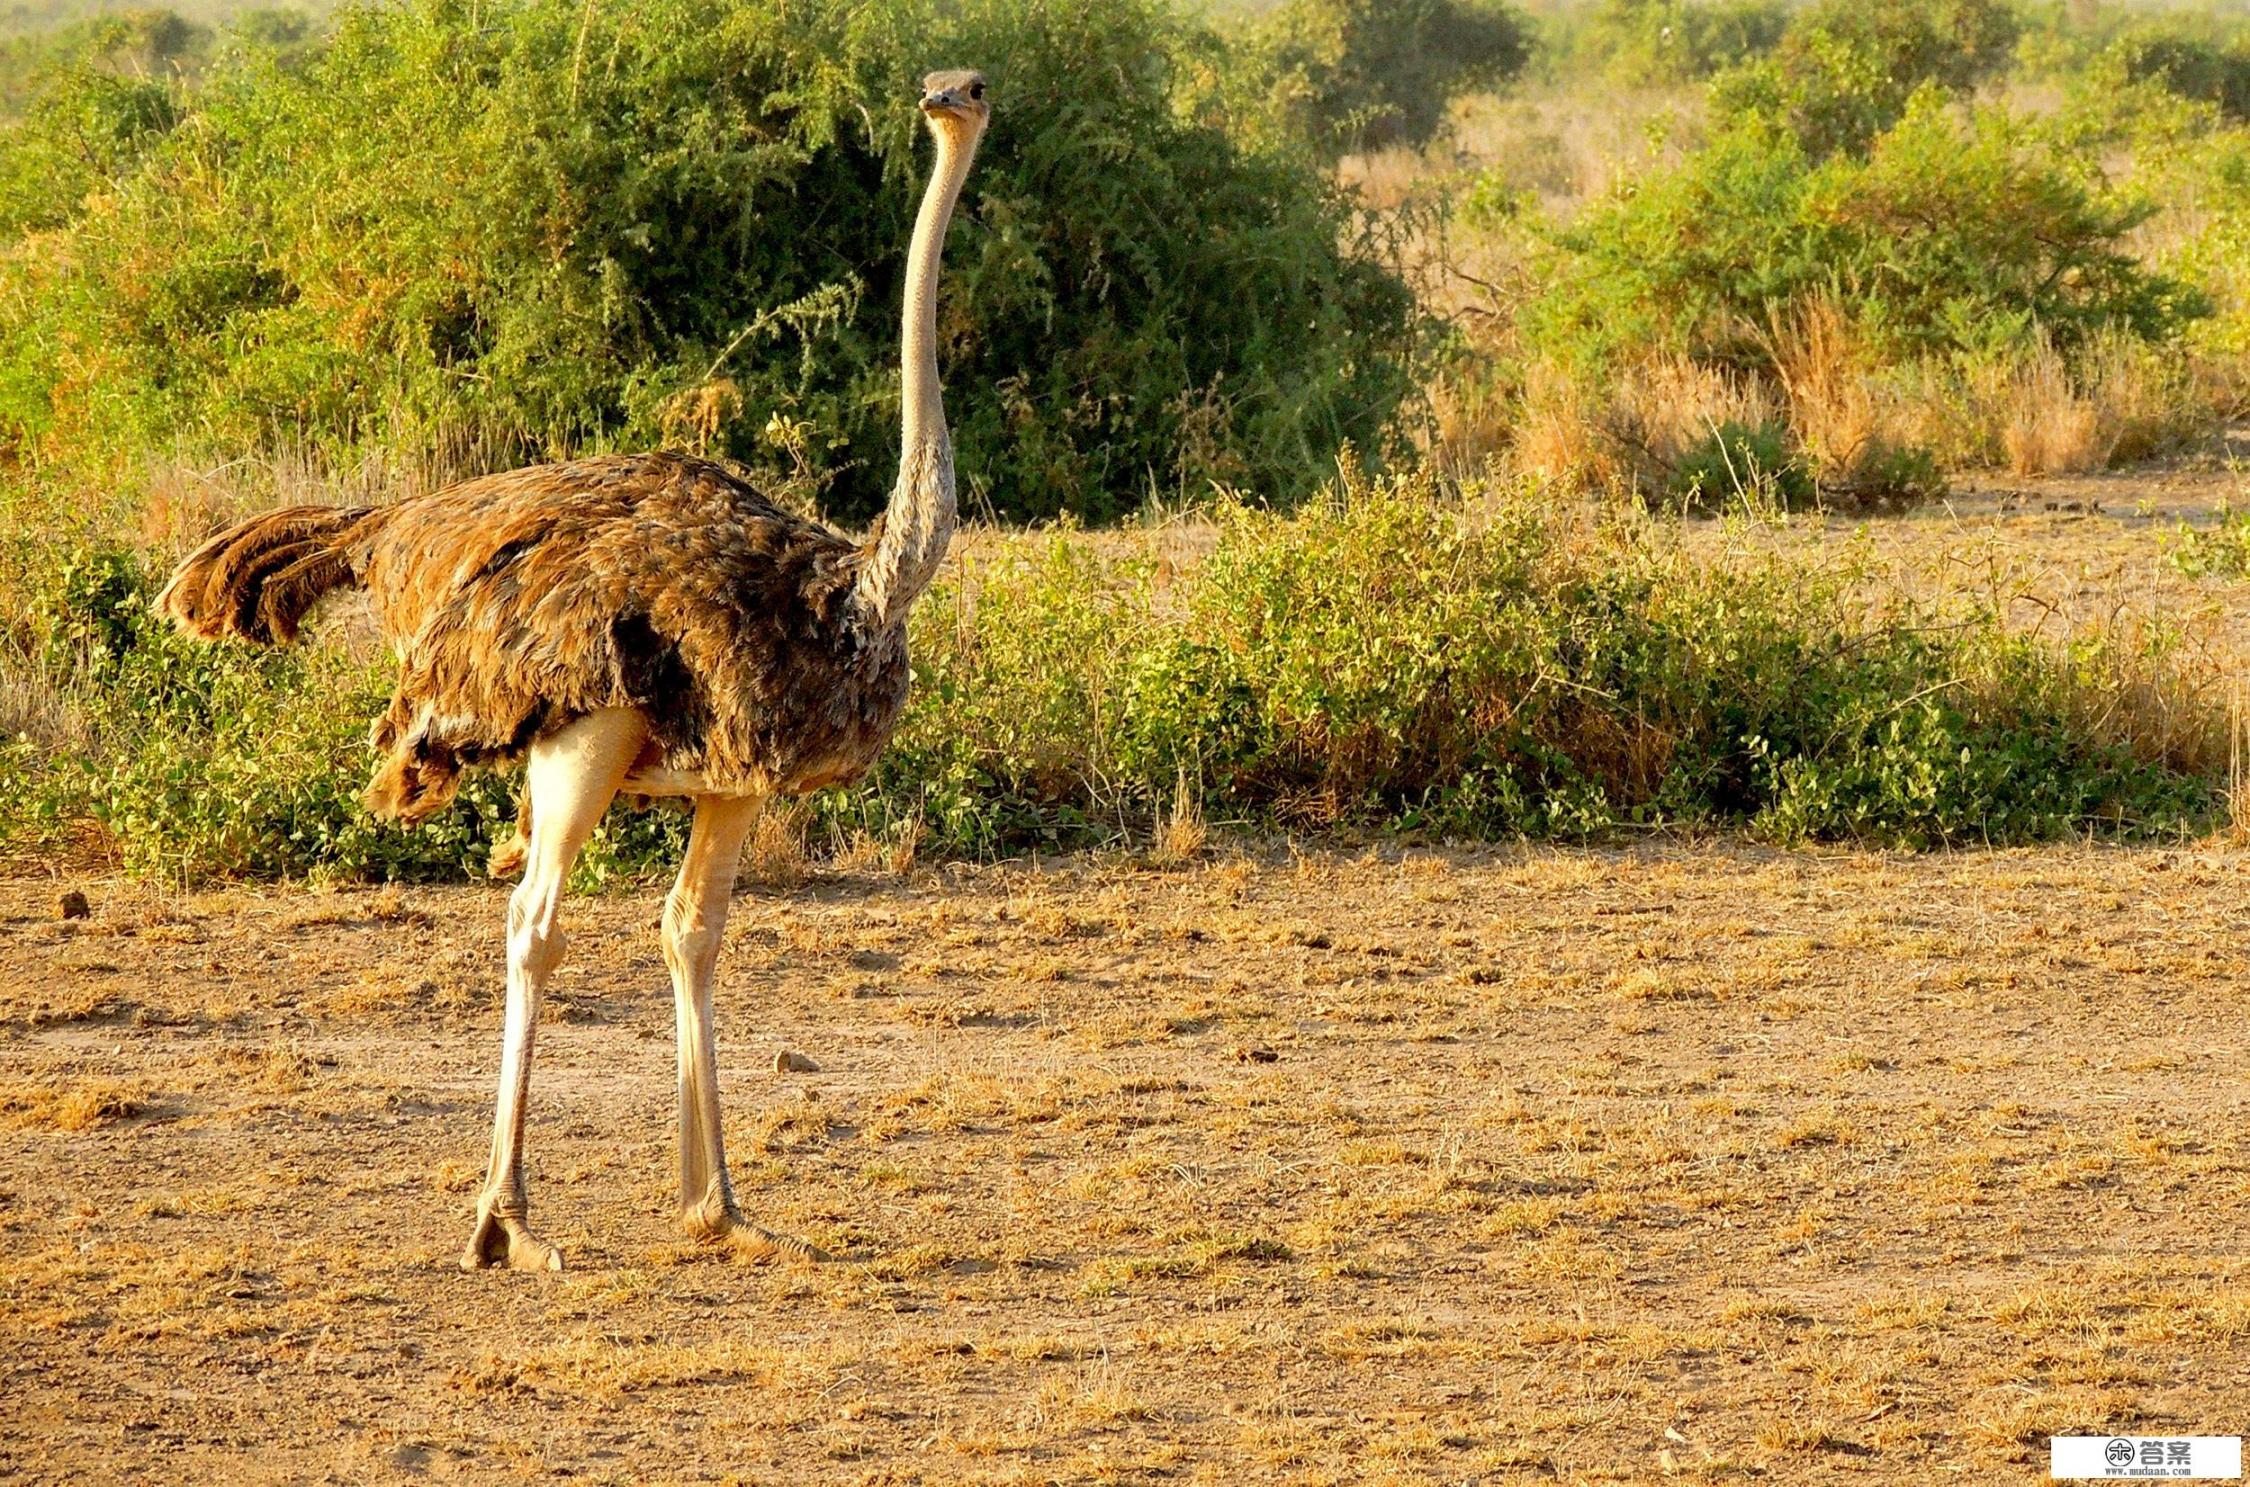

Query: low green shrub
left=3, top=470, right=2219, bottom=880
left=1663, top=419, right=1816, bottom=513
left=1823, top=439, right=1946, bottom=509
left=2167, top=505, right=2250, bottom=580
left=2139, top=123, right=2250, bottom=358
left=1066, top=475, right=2214, bottom=846
left=3, top=540, right=525, bottom=880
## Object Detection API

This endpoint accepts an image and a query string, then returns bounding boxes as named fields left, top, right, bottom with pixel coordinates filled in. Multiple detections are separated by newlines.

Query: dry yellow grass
left=0, top=1078, right=142, bottom=1131
left=1504, top=353, right=1785, bottom=494
left=2002, top=337, right=2115, bottom=475
left=1153, top=769, right=1209, bottom=865
left=743, top=800, right=811, bottom=887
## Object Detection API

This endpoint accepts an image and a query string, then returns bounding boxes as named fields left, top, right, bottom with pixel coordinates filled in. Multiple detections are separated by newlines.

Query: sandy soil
left=3, top=837, right=2248, bottom=1485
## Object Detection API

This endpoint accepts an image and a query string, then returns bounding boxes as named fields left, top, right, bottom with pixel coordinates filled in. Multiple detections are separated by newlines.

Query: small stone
left=55, top=889, right=90, bottom=921
left=774, top=1049, right=820, bottom=1073
left=1233, top=1045, right=1279, bottom=1065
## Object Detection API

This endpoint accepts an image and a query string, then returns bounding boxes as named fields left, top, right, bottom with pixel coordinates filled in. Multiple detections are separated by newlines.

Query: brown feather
left=158, top=505, right=374, bottom=642
left=186, top=509, right=322, bottom=632
left=346, top=453, right=902, bottom=820
left=256, top=548, right=358, bottom=644
left=226, top=537, right=329, bottom=643
left=160, top=453, right=924, bottom=825
left=155, top=527, right=244, bottom=639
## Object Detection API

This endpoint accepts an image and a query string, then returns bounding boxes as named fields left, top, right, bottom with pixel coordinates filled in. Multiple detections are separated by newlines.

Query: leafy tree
left=1225, top=0, right=1531, bottom=160
left=1711, top=0, right=2019, bottom=158
left=0, top=10, right=213, bottom=234
left=1522, top=96, right=2203, bottom=373
left=2111, top=26, right=2250, bottom=124
left=0, top=0, right=1423, bottom=524
left=1565, top=0, right=1790, bottom=87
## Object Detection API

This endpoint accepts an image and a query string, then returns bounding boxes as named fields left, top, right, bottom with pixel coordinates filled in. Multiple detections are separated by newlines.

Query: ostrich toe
left=461, top=1209, right=563, bottom=1272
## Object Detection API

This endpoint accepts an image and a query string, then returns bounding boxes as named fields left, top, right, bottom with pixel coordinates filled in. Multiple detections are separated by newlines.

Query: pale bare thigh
left=489, top=717, right=752, bottom=877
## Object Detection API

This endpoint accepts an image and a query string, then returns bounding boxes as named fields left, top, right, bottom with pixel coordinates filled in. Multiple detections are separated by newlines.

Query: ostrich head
left=919, top=69, right=989, bottom=145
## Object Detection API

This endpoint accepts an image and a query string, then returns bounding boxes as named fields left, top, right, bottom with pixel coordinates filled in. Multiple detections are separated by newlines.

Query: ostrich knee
left=661, top=888, right=721, bottom=987
left=508, top=879, right=568, bottom=987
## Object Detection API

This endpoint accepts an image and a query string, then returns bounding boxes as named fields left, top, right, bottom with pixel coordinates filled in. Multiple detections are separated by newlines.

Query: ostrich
left=154, top=71, right=992, bottom=1271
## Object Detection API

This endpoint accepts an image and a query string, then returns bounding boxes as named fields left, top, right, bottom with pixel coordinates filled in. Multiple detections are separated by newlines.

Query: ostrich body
left=155, top=72, right=992, bottom=1271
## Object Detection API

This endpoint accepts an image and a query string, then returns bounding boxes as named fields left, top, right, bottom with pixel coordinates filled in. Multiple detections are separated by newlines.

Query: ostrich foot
left=682, top=1199, right=827, bottom=1263
left=461, top=1207, right=564, bottom=1272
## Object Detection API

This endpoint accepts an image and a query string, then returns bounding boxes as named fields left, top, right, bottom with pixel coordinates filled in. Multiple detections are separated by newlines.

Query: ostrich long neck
left=855, top=121, right=977, bottom=632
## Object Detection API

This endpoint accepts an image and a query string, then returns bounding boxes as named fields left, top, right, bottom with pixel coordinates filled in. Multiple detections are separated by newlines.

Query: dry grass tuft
left=1152, top=771, right=1208, bottom=865
left=205, top=1042, right=330, bottom=1096
left=0, top=1078, right=144, bottom=1130
left=1039, top=1364, right=1153, bottom=1426
left=832, top=815, right=921, bottom=877
left=2001, top=338, right=2114, bottom=476
left=1766, top=296, right=1936, bottom=492
left=2230, top=685, right=2250, bottom=844
left=1619, top=356, right=1783, bottom=478
left=1991, top=332, right=2204, bottom=477
left=1509, top=354, right=1783, bottom=494
left=1506, top=357, right=1619, bottom=489
left=743, top=804, right=809, bottom=888
left=2046, top=612, right=2230, bottom=780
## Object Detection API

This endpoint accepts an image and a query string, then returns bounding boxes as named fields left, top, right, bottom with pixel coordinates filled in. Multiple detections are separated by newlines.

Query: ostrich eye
left=969, top=82, right=984, bottom=100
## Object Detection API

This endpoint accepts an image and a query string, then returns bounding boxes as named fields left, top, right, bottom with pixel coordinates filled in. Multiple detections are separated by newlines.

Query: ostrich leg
left=668, top=794, right=758, bottom=1233
left=462, top=709, right=647, bottom=1272
left=667, top=794, right=824, bottom=1260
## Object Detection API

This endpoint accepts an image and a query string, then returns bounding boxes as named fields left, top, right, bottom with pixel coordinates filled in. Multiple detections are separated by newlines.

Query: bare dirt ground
left=4, top=840, right=2248, bottom=1485
left=5, top=473, right=2250, bottom=1486
left=1688, top=462, right=2250, bottom=676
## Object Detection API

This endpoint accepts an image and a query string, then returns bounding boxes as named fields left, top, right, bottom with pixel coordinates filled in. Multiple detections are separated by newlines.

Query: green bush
left=2167, top=505, right=2250, bottom=580
left=2112, top=25, right=2250, bottom=124
left=1519, top=97, right=2203, bottom=376
left=0, top=11, right=205, bottom=236
left=4, top=471, right=2218, bottom=879
left=1710, top=0, right=2018, bottom=158
left=1556, top=0, right=1789, bottom=87
left=1220, top=0, right=1530, bottom=160
left=2, top=539, right=523, bottom=880
left=2107, top=97, right=2250, bottom=358
left=899, top=474, right=2215, bottom=848
left=1665, top=419, right=1815, bottom=513
left=0, top=0, right=1421, bottom=524
left=0, top=8, right=210, bottom=118
left=1825, top=439, right=1946, bottom=509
